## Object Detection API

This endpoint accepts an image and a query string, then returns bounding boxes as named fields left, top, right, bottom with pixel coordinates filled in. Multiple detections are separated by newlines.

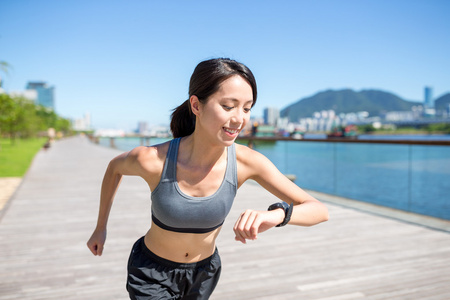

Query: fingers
left=87, top=240, right=99, bottom=256
left=96, top=243, right=104, bottom=256
left=234, top=214, right=246, bottom=243
left=234, top=210, right=263, bottom=244
left=87, top=241, right=96, bottom=255
left=87, top=230, right=106, bottom=256
left=87, top=241, right=104, bottom=256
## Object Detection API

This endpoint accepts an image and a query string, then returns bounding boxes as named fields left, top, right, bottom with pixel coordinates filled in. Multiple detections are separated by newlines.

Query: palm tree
left=0, top=61, right=12, bottom=88
left=0, top=61, right=11, bottom=74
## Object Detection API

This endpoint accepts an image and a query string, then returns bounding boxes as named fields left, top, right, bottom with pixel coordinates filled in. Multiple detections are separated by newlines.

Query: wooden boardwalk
left=0, top=136, right=449, bottom=300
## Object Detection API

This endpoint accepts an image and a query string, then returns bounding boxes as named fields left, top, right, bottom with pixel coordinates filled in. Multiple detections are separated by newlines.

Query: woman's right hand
left=87, top=228, right=107, bottom=256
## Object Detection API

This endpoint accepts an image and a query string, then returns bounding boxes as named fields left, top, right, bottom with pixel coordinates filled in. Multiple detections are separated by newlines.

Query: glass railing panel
left=250, top=141, right=335, bottom=194
left=284, top=141, right=335, bottom=194
left=278, top=140, right=448, bottom=220
left=410, top=145, right=450, bottom=219
left=334, top=143, right=410, bottom=211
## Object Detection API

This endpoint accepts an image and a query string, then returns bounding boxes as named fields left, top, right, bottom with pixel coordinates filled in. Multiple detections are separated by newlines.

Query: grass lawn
left=0, top=138, right=46, bottom=177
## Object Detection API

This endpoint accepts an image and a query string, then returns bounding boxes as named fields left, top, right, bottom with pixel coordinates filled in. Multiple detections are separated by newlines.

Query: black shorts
left=126, top=237, right=221, bottom=300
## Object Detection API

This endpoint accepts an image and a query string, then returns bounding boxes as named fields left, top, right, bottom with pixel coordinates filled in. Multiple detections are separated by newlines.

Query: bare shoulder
left=125, top=141, right=170, bottom=186
left=133, top=141, right=169, bottom=168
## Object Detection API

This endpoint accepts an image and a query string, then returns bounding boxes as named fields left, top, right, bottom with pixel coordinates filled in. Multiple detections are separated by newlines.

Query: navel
left=185, top=253, right=189, bottom=258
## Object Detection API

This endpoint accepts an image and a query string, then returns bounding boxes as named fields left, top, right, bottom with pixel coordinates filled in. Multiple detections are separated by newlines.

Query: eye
left=244, top=108, right=252, bottom=113
left=222, top=105, right=233, bottom=111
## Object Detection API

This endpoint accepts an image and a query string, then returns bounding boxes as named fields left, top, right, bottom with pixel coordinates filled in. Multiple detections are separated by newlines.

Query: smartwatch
left=268, top=201, right=294, bottom=227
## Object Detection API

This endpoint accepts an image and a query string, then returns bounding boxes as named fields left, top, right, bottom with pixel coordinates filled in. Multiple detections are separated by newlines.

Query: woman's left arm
left=234, top=145, right=329, bottom=243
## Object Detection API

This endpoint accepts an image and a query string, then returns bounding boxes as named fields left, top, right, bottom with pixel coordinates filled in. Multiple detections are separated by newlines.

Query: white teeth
left=224, top=128, right=239, bottom=134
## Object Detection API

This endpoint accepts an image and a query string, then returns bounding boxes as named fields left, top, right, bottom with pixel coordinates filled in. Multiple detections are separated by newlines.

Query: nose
left=231, top=108, right=244, bottom=125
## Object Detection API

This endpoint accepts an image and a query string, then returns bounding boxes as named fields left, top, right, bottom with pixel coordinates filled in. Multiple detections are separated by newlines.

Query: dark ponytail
left=170, top=100, right=195, bottom=138
left=170, top=58, right=257, bottom=138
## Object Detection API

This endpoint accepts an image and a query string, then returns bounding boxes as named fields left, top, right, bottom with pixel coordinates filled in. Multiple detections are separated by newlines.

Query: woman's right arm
left=86, top=147, right=147, bottom=256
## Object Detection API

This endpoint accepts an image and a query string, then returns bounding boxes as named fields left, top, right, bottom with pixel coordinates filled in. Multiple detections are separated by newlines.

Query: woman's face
left=194, top=75, right=253, bottom=146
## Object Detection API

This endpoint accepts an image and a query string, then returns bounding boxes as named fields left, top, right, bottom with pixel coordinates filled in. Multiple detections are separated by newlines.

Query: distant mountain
left=280, top=89, right=419, bottom=121
left=435, top=93, right=450, bottom=111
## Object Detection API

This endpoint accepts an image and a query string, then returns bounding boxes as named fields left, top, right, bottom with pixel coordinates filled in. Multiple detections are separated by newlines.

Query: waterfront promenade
left=0, top=136, right=449, bottom=299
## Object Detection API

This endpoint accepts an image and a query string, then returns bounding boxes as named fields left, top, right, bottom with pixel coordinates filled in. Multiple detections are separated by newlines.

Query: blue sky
left=1, top=0, right=449, bottom=131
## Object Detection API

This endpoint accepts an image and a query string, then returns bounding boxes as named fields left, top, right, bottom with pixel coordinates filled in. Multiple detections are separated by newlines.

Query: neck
left=181, top=131, right=228, bottom=169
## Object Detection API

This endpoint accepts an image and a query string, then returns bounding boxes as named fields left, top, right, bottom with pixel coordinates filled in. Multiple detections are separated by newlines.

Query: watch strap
left=268, top=201, right=294, bottom=227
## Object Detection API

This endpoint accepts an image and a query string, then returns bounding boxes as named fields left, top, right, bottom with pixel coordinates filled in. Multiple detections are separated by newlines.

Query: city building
left=26, top=81, right=55, bottom=109
left=263, top=107, right=280, bottom=126
left=136, top=121, right=148, bottom=135
left=424, top=86, right=433, bottom=109
left=385, top=111, right=415, bottom=122
left=147, top=125, right=171, bottom=137
left=72, top=113, right=92, bottom=131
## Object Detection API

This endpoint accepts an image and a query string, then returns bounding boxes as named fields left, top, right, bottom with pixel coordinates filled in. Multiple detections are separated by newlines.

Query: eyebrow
left=223, top=98, right=254, bottom=105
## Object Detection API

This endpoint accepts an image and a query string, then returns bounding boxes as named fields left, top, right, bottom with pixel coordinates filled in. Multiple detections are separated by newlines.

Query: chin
left=223, top=139, right=236, bottom=147
left=217, top=135, right=237, bottom=147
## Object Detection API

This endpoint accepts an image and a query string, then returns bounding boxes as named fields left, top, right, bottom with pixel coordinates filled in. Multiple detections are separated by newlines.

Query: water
left=98, top=136, right=450, bottom=220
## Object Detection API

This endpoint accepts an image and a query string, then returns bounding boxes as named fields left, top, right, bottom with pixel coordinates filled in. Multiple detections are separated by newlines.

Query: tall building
left=26, top=81, right=55, bottom=109
left=73, top=113, right=92, bottom=131
left=424, top=86, right=433, bottom=109
left=263, top=107, right=280, bottom=126
left=137, top=121, right=148, bottom=135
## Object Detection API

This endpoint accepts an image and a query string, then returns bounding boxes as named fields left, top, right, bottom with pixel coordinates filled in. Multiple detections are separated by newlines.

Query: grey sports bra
left=151, top=138, right=237, bottom=234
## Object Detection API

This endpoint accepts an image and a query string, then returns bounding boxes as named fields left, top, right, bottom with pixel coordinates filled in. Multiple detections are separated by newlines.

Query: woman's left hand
left=233, top=209, right=285, bottom=244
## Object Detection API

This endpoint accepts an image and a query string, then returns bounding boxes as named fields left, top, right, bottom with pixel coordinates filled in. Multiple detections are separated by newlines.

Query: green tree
left=36, top=105, right=57, bottom=130
left=426, top=123, right=450, bottom=134
left=14, top=96, right=43, bottom=138
left=0, top=95, right=64, bottom=141
left=0, top=93, right=16, bottom=149
left=0, top=94, right=15, bottom=132
left=35, top=105, right=72, bottom=134
left=358, top=124, right=376, bottom=133
left=54, top=116, right=71, bottom=133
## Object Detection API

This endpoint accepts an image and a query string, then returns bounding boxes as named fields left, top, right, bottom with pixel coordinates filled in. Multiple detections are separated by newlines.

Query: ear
left=190, top=95, right=201, bottom=117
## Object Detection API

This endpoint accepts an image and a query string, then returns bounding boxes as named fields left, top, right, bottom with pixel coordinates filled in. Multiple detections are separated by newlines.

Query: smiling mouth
left=223, top=127, right=240, bottom=135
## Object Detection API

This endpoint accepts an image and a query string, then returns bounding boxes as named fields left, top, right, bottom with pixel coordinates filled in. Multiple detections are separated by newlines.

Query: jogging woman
left=87, top=58, right=328, bottom=299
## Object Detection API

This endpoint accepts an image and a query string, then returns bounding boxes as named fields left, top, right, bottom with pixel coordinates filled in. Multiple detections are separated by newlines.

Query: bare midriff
left=144, top=221, right=221, bottom=263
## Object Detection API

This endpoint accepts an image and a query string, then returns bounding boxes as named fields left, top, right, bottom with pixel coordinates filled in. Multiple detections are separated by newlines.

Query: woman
left=87, top=58, right=328, bottom=299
